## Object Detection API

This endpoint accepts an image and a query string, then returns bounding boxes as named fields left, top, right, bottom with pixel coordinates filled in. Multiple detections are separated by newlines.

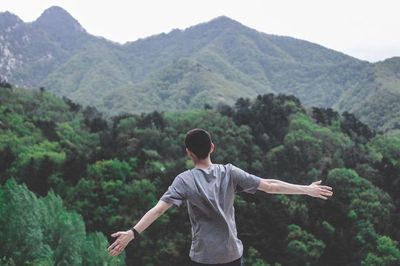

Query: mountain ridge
left=0, top=11, right=23, bottom=28
left=0, top=6, right=399, bottom=131
left=0, top=7, right=396, bottom=61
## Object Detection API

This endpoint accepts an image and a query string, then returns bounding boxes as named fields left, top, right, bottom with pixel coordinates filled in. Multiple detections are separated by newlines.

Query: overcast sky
left=1, top=0, right=399, bottom=62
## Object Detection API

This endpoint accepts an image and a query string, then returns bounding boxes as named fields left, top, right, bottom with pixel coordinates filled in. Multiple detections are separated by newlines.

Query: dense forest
left=0, top=84, right=400, bottom=266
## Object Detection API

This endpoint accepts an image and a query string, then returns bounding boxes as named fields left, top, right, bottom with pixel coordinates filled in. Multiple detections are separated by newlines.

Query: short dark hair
left=185, top=128, right=212, bottom=160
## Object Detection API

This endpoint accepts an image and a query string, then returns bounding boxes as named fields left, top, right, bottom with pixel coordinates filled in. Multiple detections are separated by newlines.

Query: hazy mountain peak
left=39, top=6, right=75, bottom=20
left=34, top=5, right=85, bottom=33
left=200, top=15, right=244, bottom=30
left=384, top=56, right=400, bottom=63
left=0, top=11, right=23, bottom=29
left=378, top=56, right=400, bottom=73
left=210, top=16, right=240, bottom=24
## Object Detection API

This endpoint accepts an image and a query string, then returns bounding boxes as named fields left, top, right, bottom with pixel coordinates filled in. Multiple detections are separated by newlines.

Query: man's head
left=185, top=128, right=214, bottom=161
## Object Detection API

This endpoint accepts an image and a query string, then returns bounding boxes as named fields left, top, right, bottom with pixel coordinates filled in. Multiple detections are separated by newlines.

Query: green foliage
left=0, top=179, right=123, bottom=265
left=56, top=119, right=100, bottom=156
left=82, top=232, right=126, bottom=266
left=362, top=236, right=400, bottom=266
left=86, top=159, right=133, bottom=181
left=246, top=247, right=270, bottom=266
left=369, top=133, right=400, bottom=166
left=232, top=94, right=304, bottom=150
left=321, top=221, right=335, bottom=236
left=267, top=112, right=352, bottom=182
left=17, top=140, right=65, bottom=168
left=1, top=87, right=400, bottom=265
left=327, top=168, right=393, bottom=229
left=340, top=111, right=375, bottom=143
left=286, top=224, right=326, bottom=265
left=68, top=177, right=158, bottom=234
left=340, top=57, right=400, bottom=132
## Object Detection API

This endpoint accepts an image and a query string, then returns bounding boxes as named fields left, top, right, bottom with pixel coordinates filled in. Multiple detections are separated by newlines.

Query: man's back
left=107, top=129, right=332, bottom=264
left=160, top=163, right=261, bottom=264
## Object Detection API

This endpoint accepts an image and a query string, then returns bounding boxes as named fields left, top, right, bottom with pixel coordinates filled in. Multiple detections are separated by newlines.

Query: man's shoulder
left=219, top=163, right=235, bottom=171
left=218, top=163, right=234, bottom=172
left=176, top=169, right=194, bottom=180
left=177, top=164, right=236, bottom=178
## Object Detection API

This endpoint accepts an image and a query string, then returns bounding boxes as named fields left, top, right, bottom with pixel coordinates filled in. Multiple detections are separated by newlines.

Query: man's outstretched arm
left=108, top=200, right=173, bottom=256
left=257, top=179, right=333, bottom=200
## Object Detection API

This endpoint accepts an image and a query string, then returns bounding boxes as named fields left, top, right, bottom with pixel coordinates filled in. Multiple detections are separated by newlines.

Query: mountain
left=333, top=57, right=400, bottom=130
left=0, top=7, right=399, bottom=131
left=0, top=6, right=108, bottom=86
left=32, top=6, right=87, bottom=50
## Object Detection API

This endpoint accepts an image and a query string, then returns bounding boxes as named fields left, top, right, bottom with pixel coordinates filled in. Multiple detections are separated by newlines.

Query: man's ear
left=210, top=143, right=215, bottom=154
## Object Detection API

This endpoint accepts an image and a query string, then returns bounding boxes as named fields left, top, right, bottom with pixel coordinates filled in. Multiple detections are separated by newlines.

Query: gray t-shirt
left=160, top=163, right=262, bottom=264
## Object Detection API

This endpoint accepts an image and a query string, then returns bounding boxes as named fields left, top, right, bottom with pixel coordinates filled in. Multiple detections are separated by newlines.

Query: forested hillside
left=1, top=84, right=399, bottom=265
left=333, top=57, right=400, bottom=131
left=1, top=7, right=400, bottom=131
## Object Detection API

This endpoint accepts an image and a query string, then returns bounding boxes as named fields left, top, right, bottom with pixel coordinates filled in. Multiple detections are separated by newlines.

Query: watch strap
left=130, top=227, right=140, bottom=239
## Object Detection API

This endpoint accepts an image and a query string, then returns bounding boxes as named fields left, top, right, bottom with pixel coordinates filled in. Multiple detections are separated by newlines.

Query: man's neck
left=194, top=158, right=212, bottom=170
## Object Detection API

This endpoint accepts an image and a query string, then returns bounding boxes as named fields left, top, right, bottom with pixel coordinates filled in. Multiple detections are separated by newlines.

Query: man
left=108, top=128, right=333, bottom=265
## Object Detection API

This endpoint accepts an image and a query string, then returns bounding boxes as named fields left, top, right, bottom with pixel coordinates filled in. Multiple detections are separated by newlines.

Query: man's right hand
left=108, top=230, right=134, bottom=256
left=307, top=180, right=333, bottom=200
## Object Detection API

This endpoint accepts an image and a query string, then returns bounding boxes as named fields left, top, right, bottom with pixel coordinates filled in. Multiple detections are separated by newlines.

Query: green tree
left=286, top=224, right=326, bottom=265
left=0, top=179, right=124, bottom=265
left=362, top=236, right=400, bottom=266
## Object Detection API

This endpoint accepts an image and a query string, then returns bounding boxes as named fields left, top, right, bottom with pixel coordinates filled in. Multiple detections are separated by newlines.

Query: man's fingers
left=109, top=246, right=119, bottom=256
left=114, top=244, right=122, bottom=251
left=321, top=191, right=333, bottom=197
left=319, top=195, right=328, bottom=200
left=107, top=240, right=119, bottom=252
left=110, top=246, right=123, bottom=257
left=312, top=180, right=322, bottom=185
left=319, top=188, right=332, bottom=193
left=108, top=243, right=123, bottom=256
left=319, top=188, right=333, bottom=196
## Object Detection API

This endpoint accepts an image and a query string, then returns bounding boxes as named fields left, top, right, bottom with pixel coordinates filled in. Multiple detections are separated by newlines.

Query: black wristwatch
left=129, top=227, right=140, bottom=239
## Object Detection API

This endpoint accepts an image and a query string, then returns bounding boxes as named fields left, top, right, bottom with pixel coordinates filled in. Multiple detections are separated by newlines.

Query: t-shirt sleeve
left=160, top=175, right=186, bottom=207
left=229, top=164, right=262, bottom=194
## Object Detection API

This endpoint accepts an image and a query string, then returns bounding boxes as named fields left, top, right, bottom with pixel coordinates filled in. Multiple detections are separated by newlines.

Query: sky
left=1, top=0, right=399, bottom=62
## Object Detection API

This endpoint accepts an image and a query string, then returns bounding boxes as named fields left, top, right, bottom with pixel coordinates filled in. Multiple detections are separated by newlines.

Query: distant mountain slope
left=0, top=6, right=110, bottom=87
left=334, top=57, right=400, bottom=131
left=0, top=6, right=399, bottom=131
